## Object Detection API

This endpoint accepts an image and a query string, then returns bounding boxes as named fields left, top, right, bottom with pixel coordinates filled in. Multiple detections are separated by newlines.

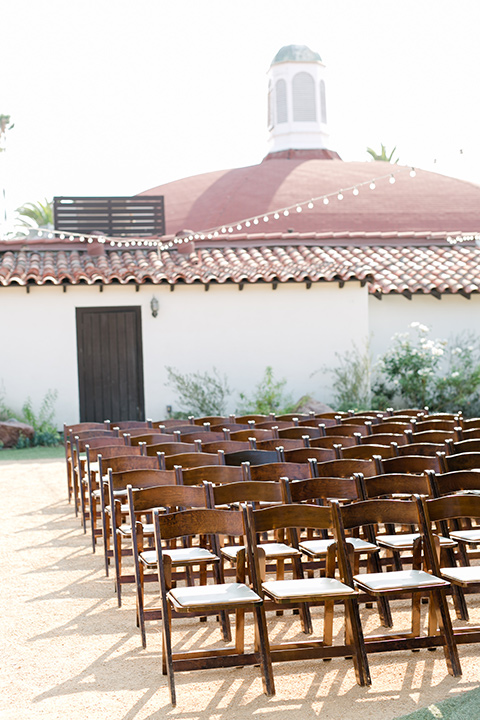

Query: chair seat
left=376, top=533, right=456, bottom=550
left=353, top=569, right=450, bottom=593
left=300, top=537, right=378, bottom=557
left=440, top=566, right=480, bottom=585
left=168, top=582, right=261, bottom=610
left=221, top=542, right=301, bottom=562
left=262, top=577, right=357, bottom=602
left=140, top=546, right=218, bottom=568
left=449, top=529, right=480, bottom=543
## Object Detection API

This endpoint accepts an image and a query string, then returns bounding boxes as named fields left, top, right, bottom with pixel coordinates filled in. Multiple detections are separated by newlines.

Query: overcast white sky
left=2, top=0, right=480, bottom=222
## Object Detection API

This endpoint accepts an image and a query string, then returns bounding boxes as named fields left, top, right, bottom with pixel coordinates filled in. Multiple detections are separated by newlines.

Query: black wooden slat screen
left=54, top=196, right=165, bottom=237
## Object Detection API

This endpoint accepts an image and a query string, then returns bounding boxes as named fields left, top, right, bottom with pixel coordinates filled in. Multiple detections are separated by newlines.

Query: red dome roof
left=139, top=159, right=480, bottom=239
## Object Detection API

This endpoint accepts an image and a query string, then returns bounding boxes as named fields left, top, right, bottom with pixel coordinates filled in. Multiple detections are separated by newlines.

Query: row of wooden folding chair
left=151, top=495, right=463, bottom=705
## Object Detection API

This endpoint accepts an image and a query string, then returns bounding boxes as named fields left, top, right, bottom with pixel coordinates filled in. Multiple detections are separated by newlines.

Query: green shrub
left=373, top=324, right=480, bottom=414
left=0, top=387, right=61, bottom=447
left=165, top=366, right=232, bottom=417
left=238, top=366, right=295, bottom=415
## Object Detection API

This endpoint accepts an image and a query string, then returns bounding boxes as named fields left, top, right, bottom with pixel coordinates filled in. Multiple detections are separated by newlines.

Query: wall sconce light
left=150, top=296, right=159, bottom=318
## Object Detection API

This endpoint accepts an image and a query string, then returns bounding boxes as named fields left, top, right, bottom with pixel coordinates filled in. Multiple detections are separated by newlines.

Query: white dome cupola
left=265, top=44, right=338, bottom=160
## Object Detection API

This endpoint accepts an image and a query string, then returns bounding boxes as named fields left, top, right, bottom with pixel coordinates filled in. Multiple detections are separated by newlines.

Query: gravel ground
left=2, top=458, right=480, bottom=720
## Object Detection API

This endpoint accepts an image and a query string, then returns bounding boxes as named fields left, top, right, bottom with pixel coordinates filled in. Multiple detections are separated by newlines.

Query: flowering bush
left=372, top=323, right=480, bottom=414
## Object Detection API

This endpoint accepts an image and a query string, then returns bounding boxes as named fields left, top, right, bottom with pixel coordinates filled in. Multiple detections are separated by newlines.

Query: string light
left=6, top=165, right=416, bottom=253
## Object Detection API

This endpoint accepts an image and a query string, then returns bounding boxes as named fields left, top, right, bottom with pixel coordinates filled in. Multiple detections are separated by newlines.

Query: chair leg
left=344, top=598, right=371, bottom=687
left=433, top=587, right=462, bottom=677
left=113, top=527, right=123, bottom=607
left=253, top=605, right=275, bottom=697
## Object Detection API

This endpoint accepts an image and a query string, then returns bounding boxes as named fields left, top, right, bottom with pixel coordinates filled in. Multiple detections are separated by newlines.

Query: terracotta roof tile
left=1, top=240, right=480, bottom=297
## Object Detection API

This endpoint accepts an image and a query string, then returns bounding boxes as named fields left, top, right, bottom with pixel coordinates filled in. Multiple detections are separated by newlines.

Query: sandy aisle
left=1, top=458, right=480, bottom=720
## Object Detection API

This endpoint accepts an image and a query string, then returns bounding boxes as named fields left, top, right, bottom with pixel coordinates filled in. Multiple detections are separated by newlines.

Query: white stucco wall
left=0, top=280, right=368, bottom=427
left=368, top=292, right=480, bottom=361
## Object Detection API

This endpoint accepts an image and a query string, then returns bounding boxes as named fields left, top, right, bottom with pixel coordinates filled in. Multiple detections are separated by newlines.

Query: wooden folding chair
left=244, top=502, right=371, bottom=687
left=153, top=507, right=274, bottom=704
left=127, top=483, right=224, bottom=647
left=176, top=464, right=247, bottom=486
left=107, top=467, right=176, bottom=602
left=417, top=493, right=480, bottom=644
left=331, top=497, right=461, bottom=676
left=440, top=451, right=480, bottom=474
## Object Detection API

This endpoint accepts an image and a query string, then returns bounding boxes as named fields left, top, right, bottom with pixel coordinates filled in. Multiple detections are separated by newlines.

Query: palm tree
left=0, top=114, right=14, bottom=152
left=366, top=144, right=399, bottom=163
left=16, top=199, right=54, bottom=231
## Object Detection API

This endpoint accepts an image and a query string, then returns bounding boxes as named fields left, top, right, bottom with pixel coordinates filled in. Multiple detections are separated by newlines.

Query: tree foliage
left=366, top=144, right=399, bottom=163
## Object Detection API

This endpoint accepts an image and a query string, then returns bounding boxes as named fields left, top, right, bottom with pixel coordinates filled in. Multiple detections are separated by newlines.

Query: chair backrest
left=256, top=438, right=305, bottom=452
left=202, top=440, right=251, bottom=454
left=413, top=419, right=458, bottom=433
left=282, top=475, right=360, bottom=504
left=75, top=435, right=127, bottom=452
left=297, top=416, right=337, bottom=428
left=457, top=428, right=480, bottom=441
left=256, top=420, right=297, bottom=430
left=447, top=438, right=480, bottom=454
left=440, top=451, right=480, bottom=474
left=64, top=421, right=110, bottom=435
left=130, top=433, right=175, bottom=446
left=358, top=472, right=431, bottom=500
left=280, top=447, right=337, bottom=464
left=224, top=449, right=279, bottom=466
left=396, top=442, right=445, bottom=457
left=377, top=454, right=442, bottom=475
left=310, top=435, right=357, bottom=449
left=339, top=444, right=395, bottom=460
left=359, top=432, right=406, bottom=446
left=230, top=428, right=276, bottom=442
left=192, top=416, right=230, bottom=426
left=127, top=482, right=209, bottom=515
left=313, top=457, right=378, bottom=479
left=145, top=442, right=198, bottom=456
left=460, top=418, right=480, bottom=431
left=111, top=420, right=152, bottom=430
left=86, top=444, right=142, bottom=461
left=247, top=462, right=312, bottom=483
left=165, top=451, right=224, bottom=470
left=207, top=479, right=283, bottom=507
left=180, top=431, right=226, bottom=444
left=69, top=429, right=117, bottom=442
left=331, top=497, right=422, bottom=548
left=323, top=424, right=371, bottom=437
left=278, top=426, right=322, bottom=440
left=99, top=454, right=162, bottom=475
left=405, top=429, right=456, bottom=444
left=109, top=468, right=176, bottom=492
left=426, top=468, right=480, bottom=497
left=234, top=414, right=274, bottom=424
left=372, top=421, right=413, bottom=434
left=176, top=464, right=246, bottom=485
left=275, top=413, right=312, bottom=422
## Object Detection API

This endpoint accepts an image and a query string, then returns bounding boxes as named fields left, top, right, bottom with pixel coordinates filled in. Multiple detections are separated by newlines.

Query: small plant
left=17, top=389, right=61, bottom=446
left=165, top=366, right=232, bottom=417
left=238, top=366, right=295, bottom=415
left=323, top=342, right=373, bottom=412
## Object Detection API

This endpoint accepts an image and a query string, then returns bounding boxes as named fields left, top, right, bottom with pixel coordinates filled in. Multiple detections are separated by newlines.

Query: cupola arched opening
left=293, top=72, right=316, bottom=121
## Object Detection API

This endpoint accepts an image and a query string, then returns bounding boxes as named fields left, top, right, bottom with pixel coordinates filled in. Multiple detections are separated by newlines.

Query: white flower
left=410, top=322, right=420, bottom=328
left=418, top=367, right=434, bottom=376
left=431, top=347, right=444, bottom=356
left=419, top=324, right=430, bottom=333
left=451, top=371, right=460, bottom=378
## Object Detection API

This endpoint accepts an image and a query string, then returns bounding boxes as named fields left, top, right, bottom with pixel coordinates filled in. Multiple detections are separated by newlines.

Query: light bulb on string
left=236, top=224, right=242, bottom=230
left=263, top=216, right=269, bottom=222
left=353, top=188, right=359, bottom=196
left=337, top=193, right=344, bottom=201
left=323, top=198, right=329, bottom=205
left=283, top=210, right=289, bottom=216
left=307, top=202, right=314, bottom=209
left=389, top=175, right=396, bottom=184
left=274, top=213, right=280, bottom=219
left=245, top=221, right=251, bottom=227
left=410, top=168, right=416, bottom=177
left=253, top=218, right=259, bottom=225
left=369, top=182, right=376, bottom=190
left=296, top=205, right=302, bottom=213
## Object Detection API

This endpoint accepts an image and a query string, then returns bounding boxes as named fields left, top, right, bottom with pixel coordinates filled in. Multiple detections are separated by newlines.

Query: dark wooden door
left=76, top=306, right=145, bottom=422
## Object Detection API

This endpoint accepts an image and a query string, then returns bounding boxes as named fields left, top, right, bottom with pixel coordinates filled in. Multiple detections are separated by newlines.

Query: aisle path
left=1, top=459, right=479, bottom=720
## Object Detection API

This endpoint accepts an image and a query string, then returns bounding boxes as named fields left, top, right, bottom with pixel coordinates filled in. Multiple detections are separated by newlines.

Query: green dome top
left=271, top=44, right=322, bottom=65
